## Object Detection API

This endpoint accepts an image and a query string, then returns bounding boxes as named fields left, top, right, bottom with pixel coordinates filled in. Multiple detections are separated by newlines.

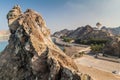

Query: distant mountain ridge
left=53, top=29, right=73, bottom=38
left=101, top=26, right=120, bottom=35
left=53, top=25, right=120, bottom=57
left=53, top=25, right=115, bottom=40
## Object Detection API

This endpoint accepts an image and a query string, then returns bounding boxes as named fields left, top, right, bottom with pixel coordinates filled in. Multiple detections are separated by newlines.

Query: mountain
left=101, top=26, right=120, bottom=36
left=53, top=25, right=120, bottom=39
left=53, top=25, right=113, bottom=41
left=0, top=5, right=92, bottom=80
left=52, top=29, right=73, bottom=38
left=70, top=25, right=113, bottom=40
left=53, top=25, right=120, bottom=57
left=111, top=27, right=120, bottom=35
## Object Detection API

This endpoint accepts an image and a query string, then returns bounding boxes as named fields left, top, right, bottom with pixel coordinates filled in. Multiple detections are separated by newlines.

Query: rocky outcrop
left=110, top=27, right=120, bottom=35
left=0, top=5, right=93, bottom=80
left=68, top=25, right=93, bottom=39
left=101, top=26, right=120, bottom=36
left=67, top=25, right=113, bottom=40
left=103, top=37, right=120, bottom=57
left=52, top=29, right=73, bottom=38
left=53, top=25, right=113, bottom=41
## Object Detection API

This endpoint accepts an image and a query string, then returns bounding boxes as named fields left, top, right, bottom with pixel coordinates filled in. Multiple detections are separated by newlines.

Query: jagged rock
left=53, top=25, right=113, bottom=41
left=7, top=5, right=22, bottom=34
left=101, top=26, right=120, bottom=36
left=67, top=25, right=93, bottom=39
left=67, top=25, right=113, bottom=40
left=52, top=29, right=73, bottom=38
left=103, top=37, right=120, bottom=57
left=0, top=5, right=92, bottom=80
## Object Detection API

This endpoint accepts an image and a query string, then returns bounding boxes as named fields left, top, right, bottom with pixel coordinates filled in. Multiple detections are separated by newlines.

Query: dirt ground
left=74, top=55, right=120, bottom=80
left=55, top=38, right=120, bottom=80
left=64, top=46, right=91, bottom=57
left=76, top=64, right=120, bottom=80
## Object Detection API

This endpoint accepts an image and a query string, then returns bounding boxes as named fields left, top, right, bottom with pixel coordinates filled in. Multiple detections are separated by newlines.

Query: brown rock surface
left=0, top=6, right=92, bottom=80
left=103, top=37, right=120, bottom=57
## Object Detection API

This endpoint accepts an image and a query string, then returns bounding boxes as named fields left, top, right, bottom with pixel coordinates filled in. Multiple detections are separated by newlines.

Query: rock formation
left=53, top=29, right=73, bottom=38
left=103, top=37, right=120, bottom=57
left=0, top=5, right=92, bottom=80
left=67, top=25, right=113, bottom=40
left=101, top=26, right=120, bottom=36
left=53, top=25, right=113, bottom=41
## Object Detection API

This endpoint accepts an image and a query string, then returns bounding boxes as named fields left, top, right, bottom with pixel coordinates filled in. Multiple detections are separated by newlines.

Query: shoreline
left=0, top=35, right=9, bottom=42
left=0, top=39, right=8, bottom=42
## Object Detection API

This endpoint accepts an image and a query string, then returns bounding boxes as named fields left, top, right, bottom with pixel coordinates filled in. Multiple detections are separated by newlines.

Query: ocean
left=0, top=41, right=8, bottom=52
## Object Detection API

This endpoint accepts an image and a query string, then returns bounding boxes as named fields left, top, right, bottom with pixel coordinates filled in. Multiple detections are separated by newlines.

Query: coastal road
left=52, top=37, right=89, bottom=47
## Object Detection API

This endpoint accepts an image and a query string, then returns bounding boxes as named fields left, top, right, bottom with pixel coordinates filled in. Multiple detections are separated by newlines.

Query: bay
left=0, top=41, right=8, bottom=52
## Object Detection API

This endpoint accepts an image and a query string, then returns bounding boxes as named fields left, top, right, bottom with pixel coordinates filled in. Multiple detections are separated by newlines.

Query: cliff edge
left=0, top=5, right=92, bottom=80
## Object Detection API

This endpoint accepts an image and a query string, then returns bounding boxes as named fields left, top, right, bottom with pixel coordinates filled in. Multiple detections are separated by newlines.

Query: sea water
left=0, top=41, right=8, bottom=52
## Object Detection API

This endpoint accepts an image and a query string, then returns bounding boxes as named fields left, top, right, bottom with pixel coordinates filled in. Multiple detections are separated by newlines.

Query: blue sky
left=0, top=0, right=120, bottom=32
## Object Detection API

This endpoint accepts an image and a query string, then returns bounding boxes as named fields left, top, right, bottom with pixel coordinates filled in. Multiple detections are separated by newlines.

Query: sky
left=0, top=0, right=120, bottom=33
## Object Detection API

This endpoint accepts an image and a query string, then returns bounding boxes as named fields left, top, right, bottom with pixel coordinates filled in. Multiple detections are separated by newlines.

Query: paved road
left=75, top=55, right=120, bottom=73
left=52, top=37, right=89, bottom=47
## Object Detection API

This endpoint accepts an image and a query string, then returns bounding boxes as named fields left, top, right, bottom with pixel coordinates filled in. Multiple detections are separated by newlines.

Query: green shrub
left=88, top=38, right=108, bottom=44
left=75, top=38, right=108, bottom=45
left=74, top=51, right=85, bottom=58
left=90, top=44, right=104, bottom=52
left=80, top=52, right=85, bottom=57
left=62, top=37, right=73, bottom=43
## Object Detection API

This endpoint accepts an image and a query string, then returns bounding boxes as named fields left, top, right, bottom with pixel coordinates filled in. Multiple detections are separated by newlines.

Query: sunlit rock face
left=0, top=5, right=93, bottom=80
left=7, top=5, right=22, bottom=34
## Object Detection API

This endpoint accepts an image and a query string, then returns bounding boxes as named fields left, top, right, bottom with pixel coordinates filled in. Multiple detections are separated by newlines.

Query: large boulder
left=0, top=5, right=92, bottom=80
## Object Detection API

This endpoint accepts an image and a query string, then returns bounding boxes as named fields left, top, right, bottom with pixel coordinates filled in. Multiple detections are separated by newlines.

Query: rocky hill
left=101, top=26, right=120, bottom=36
left=53, top=26, right=120, bottom=38
left=52, top=29, right=73, bottom=38
left=0, top=5, right=93, bottom=80
left=53, top=25, right=113, bottom=41
left=103, top=37, right=120, bottom=57
left=53, top=25, right=120, bottom=57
